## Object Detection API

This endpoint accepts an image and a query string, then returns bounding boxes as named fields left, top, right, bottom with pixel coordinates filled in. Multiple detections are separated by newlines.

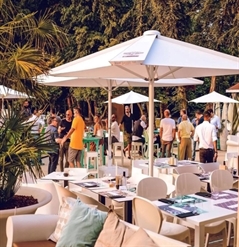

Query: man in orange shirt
left=61, top=108, right=85, bottom=168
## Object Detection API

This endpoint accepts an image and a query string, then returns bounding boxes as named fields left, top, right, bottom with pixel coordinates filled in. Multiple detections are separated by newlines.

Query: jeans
left=48, top=151, right=59, bottom=174
left=199, top=149, right=214, bottom=163
left=59, top=141, right=70, bottom=171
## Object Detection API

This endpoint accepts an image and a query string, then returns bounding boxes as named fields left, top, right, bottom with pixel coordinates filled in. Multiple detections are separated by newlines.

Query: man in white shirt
left=194, top=111, right=218, bottom=163
left=104, top=114, right=120, bottom=155
left=26, top=108, right=42, bottom=134
left=207, top=109, right=221, bottom=131
left=111, top=114, right=120, bottom=142
left=160, top=109, right=176, bottom=157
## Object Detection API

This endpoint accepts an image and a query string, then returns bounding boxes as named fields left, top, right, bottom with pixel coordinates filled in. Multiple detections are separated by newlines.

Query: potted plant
left=0, top=107, right=57, bottom=203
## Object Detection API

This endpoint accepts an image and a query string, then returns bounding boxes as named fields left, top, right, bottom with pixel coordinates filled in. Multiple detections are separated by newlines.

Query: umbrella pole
left=107, top=80, right=112, bottom=167
left=148, top=66, right=155, bottom=177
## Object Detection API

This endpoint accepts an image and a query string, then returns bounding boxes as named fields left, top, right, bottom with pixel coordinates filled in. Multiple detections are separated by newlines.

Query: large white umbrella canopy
left=189, top=91, right=239, bottom=103
left=110, top=90, right=160, bottom=104
left=47, top=30, right=239, bottom=176
left=0, top=85, right=30, bottom=110
left=50, top=31, right=239, bottom=79
left=37, top=75, right=204, bottom=88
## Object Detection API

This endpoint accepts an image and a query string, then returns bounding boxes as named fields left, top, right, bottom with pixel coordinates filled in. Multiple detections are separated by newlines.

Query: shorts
left=125, top=132, right=132, bottom=144
left=68, top=147, right=82, bottom=163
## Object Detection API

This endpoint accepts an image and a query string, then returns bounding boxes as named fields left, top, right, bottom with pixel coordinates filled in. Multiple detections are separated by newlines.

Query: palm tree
left=0, top=0, right=68, bottom=99
left=0, top=0, right=67, bottom=202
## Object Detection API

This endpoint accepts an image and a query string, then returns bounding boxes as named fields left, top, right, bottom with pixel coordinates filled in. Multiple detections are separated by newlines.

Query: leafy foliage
left=0, top=0, right=68, bottom=101
left=0, top=108, right=57, bottom=202
left=2, top=0, right=239, bottom=118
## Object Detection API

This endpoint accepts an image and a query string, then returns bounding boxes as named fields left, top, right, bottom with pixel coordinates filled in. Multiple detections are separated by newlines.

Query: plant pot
left=1, top=186, right=52, bottom=247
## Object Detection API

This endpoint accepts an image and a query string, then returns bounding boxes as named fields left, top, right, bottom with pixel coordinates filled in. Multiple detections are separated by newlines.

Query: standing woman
left=91, top=115, right=103, bottom=151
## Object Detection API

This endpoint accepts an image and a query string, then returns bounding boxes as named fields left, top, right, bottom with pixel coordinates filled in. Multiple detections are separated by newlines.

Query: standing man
left=192, top=110, right=204, bottom=160
left=61, top=108, right=85, bottom=168
left=132, top=115, right=147, bottom=144
left=119, top=105, right=135, bottom=159
left=45, top=117, right=60, bottom=174
left=207, top=108, right=221, bottom=161
left=207, top=109, right=221, bottom=131
left=178, top=114, right=195, bottom=160
left=194, top=111, right=218, bottom=163
left=21, top=100, right=31, bottom=119
left=50, top=109, right=61, bottom=128
left=177, top=109, right=187, bottom=125
left=160, top=109, right=176, bottom=157
left=58, top=109, right=73, bottom=171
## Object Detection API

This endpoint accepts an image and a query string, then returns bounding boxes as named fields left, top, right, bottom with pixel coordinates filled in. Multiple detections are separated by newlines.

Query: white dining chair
left=175, top=173, right=201, bottom=196
left=136, top=177, right=168, bottom=201
left=210, top=169, right=234, bottom=191
left=133, top=196, right=191, bottom=244
left=176, top=173, right=227, bottom=247
left=54, top=182, right=77, bottom=205
left=199, top=162, right=219, bottom=174
left=173, top=165, right=201, bottom=185
left=72, top=191, right=109, bottom=212
left=174, top=165, right=201, bottom=175
left=210, top=169, right=236, bottom=247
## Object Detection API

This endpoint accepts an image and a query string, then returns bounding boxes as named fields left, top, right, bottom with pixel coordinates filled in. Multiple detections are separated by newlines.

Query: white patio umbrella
left=0, top=85, right=30, bottom=110
left=47, top=30, right=239, bottom=176
left=189, top=91, right=239, bottom=103
left=36, top=75, right=204, bottom=88
left=226, top=82, right=239, bottom=93
left=110, top=91, right=160, bottom=104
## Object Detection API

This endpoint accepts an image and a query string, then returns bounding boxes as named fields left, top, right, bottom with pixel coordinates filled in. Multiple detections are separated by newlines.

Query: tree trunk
left=66, top=95, right=72, bottom=110
left=137, top=103, right=144, bottom=115
left=207, top=76, right=216, bottom=109
left=178, top=86, right=187, bottom=110
left=139, top=0, right=143, bottom=36
left=100, top=105, right=108, bottom=119
left=86, top=100, right=93, bottom=120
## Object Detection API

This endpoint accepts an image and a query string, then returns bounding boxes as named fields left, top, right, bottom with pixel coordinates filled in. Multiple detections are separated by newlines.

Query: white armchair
left=6, top=214, right=191, bottom=247
left=6, top=214, right=58, bottom=247
left=226, top=135, right=239, bottom=154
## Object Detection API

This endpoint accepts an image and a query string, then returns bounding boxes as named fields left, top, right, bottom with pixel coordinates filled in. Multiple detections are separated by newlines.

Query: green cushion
left=56, top=200, right=107, bottom=247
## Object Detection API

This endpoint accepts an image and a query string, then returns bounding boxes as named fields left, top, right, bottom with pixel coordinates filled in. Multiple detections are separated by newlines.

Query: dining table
left=41, top=170, right=89, bottom=187
left=153, top=189, right=238, bottom=247
left=138, top=159, right=202, bottom=175
left=70, top=178, right=136, bottom=223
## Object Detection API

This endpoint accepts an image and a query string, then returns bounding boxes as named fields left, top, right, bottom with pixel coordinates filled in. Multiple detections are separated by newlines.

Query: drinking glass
left=211, top=187, right=220, bottom=200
